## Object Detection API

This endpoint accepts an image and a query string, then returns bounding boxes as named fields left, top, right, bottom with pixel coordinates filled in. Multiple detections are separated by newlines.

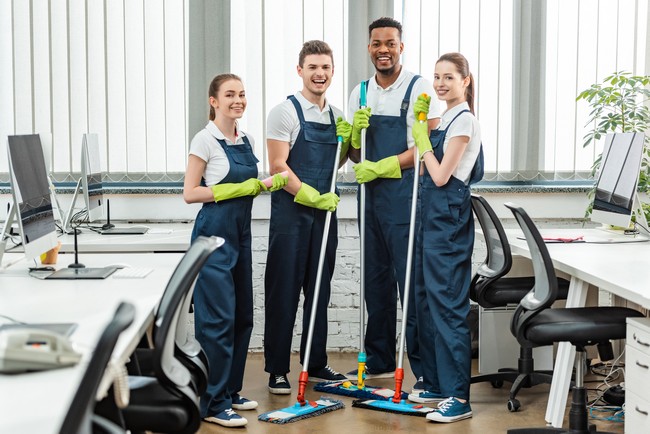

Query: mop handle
left=393, top=95, right=427, bottom=402
left=297, top=135, right=343, bottom=404
left=359, top=81, right=367, bottom=355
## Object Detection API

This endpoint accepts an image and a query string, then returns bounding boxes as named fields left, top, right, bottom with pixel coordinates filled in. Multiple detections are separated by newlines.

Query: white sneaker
left=203, top=408, right=248, bottom=427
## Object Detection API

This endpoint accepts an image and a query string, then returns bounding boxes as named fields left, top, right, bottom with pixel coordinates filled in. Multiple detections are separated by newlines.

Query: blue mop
left=258, top=137, right=345, bottom=424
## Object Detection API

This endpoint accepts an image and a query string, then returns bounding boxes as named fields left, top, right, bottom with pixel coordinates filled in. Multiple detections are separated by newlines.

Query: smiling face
left=368, top=27, right=403, bottom=75
left=209, top=78, right=246, bottom=120
left=298, top=53, right=333, bottom=99
left=434, top=60, right=469, bottom=108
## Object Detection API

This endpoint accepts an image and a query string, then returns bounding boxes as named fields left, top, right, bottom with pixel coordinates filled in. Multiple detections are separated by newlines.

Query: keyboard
left=111, top=267, right=153, bottom=279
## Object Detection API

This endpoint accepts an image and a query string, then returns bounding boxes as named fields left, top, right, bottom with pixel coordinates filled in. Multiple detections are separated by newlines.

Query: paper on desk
left=146, top=228, right=173, bottom=234
left=517, top=235, right=585, bottom=243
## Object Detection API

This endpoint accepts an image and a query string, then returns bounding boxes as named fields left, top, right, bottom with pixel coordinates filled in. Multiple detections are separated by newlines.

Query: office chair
left=59, top=302, right=135, bottom=434
left=121, top=235, right=224, bottom=434
left=504, top=202, right=643, bottom=434
left=469, top=194, right=570, bottom=412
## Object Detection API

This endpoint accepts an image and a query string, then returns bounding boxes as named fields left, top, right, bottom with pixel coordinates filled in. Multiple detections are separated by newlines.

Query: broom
left=258, top=136, right=345, bottom=424
left=352, top=95, right=436, bottom=416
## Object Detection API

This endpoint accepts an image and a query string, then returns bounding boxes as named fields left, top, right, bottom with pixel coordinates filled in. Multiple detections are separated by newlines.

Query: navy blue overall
left=191, top=135, right=257, bottom=417
left=361, top=75, right=422, bottom=378
left=415, top=109, right=483, bottom=400
left=264, top=96, right=338, bottom=374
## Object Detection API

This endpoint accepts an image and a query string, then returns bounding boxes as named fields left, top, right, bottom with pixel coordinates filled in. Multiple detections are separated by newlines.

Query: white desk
left=0, top=252, right=182, bottom=434
left=57, top=223, right=193, bottom=253
left=506, top=228, right=650, bottom=428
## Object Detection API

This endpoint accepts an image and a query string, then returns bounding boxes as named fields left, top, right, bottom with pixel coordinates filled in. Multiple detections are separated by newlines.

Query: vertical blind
left=0, top=0, right=648, bottom=183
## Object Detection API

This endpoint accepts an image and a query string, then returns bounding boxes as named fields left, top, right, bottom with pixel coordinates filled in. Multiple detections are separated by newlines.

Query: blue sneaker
left=426, top=397, right=473, bottom=423
left=412, top=376, right=425, bottom=394
left=231, top=394, right=258, bottom=410
left=203, top=408, right=248, bottom=427
left=407, top=390, right=446, bottom=404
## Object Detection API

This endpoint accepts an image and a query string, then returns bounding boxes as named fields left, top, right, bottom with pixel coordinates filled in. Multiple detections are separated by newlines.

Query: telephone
left=0, top=327, right=82, bottom=373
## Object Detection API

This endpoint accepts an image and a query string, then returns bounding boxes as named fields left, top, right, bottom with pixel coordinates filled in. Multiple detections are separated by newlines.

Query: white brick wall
left=190, top=216, right=589, bottom=354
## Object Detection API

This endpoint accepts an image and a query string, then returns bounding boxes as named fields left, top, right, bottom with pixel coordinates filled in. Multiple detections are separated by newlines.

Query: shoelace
left=437, top=397, right=455, bottom=410
left=274, top=375, right=287, bottom=384
left=225, top=409, right=237, bottom=417
left=324, top=365, right=341, bottom=376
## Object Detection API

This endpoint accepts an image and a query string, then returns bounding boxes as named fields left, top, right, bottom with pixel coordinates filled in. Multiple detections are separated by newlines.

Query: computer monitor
left=6, top=134, right=59, bottom=261
left=591, top=132, right=646, bottom=229
left=81, top=133, right=104, bottom=222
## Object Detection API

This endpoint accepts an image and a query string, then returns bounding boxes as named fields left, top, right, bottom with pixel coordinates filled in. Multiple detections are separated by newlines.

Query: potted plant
left=576, top=71, right=650, bottom=223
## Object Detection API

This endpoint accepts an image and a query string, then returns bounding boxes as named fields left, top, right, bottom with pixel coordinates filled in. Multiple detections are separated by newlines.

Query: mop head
left=351, top=398, right=435, bottom=417
left=314, top=381, right=409, bottom=401
left=258, top=397, right=344, bottom=424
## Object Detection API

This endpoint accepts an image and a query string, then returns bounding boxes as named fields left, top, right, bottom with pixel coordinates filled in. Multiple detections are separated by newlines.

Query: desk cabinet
left=625, top=318, right=650, bottom=433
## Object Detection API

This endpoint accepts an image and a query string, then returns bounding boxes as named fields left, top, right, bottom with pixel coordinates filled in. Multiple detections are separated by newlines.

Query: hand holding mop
left=352, top=94, right=434, bottom=416
left=258, top=136, right=344, bottom=424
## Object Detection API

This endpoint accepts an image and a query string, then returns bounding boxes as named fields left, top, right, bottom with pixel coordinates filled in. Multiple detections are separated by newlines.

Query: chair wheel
left=507, top=398, right=521, bottom=412
left=490, top=380, right=504, bottom=388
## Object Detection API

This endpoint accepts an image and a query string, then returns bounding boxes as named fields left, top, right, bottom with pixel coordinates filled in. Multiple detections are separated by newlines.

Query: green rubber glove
left=413, top=94, right=431, bottom=120
left=294, top=182, right=340, bottom=212
left=211, top=178, right=263, bottom=202
left=353, top=155, right=401, bottom=184
left=412, top=121, right=433, bottom=158
left=265, top=173, right=289, bottom=192
left=336, top=117, right=352, bottom=146
left=351, top=107, right=371, bottom=149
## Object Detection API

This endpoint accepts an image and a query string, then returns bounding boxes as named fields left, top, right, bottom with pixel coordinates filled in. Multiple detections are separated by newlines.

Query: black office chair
left=121, top=235, right=223, bottom=434
left=504, top=202, right=643, bottom=434
left=59, top=302, right=135, bottom=434
left=469, top=194, right=570, bottom=412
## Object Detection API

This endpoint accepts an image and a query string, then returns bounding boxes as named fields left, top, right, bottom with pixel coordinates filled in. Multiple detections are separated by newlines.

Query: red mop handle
left=297, top=371, right=309, bottom=405
left=392, top=367, right=404, bottom=403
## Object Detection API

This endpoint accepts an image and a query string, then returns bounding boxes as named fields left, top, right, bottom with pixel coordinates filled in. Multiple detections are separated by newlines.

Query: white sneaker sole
left=232, top=400, right=258, bottom=410
left=426, top=410, right=473, bottom=423
left=203, top=415, right=248, bottom=427
left=407, top=392, right=446, bottom=404
left=268, top=386, right=292, bottom=395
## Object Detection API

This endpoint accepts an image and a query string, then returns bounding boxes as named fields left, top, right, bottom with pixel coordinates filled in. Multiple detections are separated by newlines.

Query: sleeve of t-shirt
left=266, top=102, right=295, bottom=142
left=413, top=78, right=440, bottom=120
left=446, top=112, right=476, bottom=141
left=188, top=131, right=211, bottom=162
left=347, top=84, right=361, bottom=120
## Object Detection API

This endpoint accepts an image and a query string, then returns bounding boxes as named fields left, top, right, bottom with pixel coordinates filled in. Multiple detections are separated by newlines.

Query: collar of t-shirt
left=205, top=120, right=246, bottom=145
left=439, top=101, right=471, bottom=129
left=294, top=91, right=332, bottom=115
left=369, top=66, right=408, bottom=91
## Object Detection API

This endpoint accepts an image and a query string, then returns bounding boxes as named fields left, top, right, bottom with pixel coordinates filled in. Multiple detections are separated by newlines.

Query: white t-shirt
left=347, top=68, right=440, bottom=149
left=437, top=101, right=482, bottom=185
left=188, top=121, right=256, bottom=186
left=267, top=91, right=345, bottom=149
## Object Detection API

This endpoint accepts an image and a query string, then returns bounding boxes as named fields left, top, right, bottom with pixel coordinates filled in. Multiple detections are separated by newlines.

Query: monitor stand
left=0, top=203, right=16, bottom=267
left=99, top=199, right=148, bottom=235
left=62, top=178, right=82, bottom=234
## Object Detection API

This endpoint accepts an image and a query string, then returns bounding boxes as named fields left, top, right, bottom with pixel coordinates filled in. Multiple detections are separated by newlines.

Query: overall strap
left=443, top=109, right=471, bottom=134
left=288, top=95, right=306, bottom=126
left=400, top=75, right=421, bottom=118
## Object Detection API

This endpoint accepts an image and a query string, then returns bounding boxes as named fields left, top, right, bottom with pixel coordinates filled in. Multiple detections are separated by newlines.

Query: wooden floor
left=198, top=352, right=624, bottom=433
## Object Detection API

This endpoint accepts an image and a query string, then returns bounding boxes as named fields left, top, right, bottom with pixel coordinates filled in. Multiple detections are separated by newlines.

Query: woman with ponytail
left=408, top=52, right=484, bottom=423
left=183, top=74, right=287, bottom=427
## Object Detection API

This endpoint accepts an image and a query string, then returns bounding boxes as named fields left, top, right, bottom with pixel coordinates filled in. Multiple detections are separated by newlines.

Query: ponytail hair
left=208, top=73, right=242, bottom=120
left=437, top=53, right=475, bottom=114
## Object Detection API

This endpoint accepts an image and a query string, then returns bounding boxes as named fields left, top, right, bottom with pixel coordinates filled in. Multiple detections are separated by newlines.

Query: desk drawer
left=626, top=346, right=650, bottom=393
left=627, top=318, right=650, bottom=356
left=625, top=390, right=650, bottom=434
